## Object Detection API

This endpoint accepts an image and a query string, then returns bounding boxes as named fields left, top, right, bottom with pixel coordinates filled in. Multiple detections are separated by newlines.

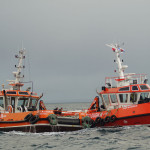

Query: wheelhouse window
left=132, top=86, right=138, bottom=91
left=19, top=92, right=29, bottom=95
left=18, top=98, right=29, bottom=107
left=110, top=94, right=117, bottom=103
left=119, top=87, right=129, bottom=91
left=0, top=97, right=4, bottom=108
left=102, top=95, right=110, bottom=106
left=140, top=93, right=149, bottom=100
left=6, top=91, right=16, bottom=94
left=119, top=94, right=128, bottom=103
left=140, top=85, right=149, bottom=90
left=29, top=98, right=37, bottom=107
left=130, top=93, right=138, bottom=103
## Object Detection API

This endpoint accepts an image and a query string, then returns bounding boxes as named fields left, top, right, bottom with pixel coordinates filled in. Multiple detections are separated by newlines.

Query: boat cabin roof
left=100, top=84, right=150, bottom=94
left=0, top=90, right=39, bottom=98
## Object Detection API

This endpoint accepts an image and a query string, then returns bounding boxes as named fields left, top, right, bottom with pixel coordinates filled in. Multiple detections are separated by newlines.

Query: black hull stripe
left=117, top=113, right=150, bottom=120
left=0, top=117, right=80, bottom=125
left=0, top=120, right=25, bottom=123
left=0, top=118, right=47, bottom=124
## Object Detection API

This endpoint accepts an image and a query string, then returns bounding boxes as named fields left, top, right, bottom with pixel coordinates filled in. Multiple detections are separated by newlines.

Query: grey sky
left=0, top=0, right=150, bottom=103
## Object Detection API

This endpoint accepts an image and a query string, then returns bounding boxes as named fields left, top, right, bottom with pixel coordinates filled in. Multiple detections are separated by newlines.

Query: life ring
left=104, top=116, right=111, bottom=123
left=82, top=116, right=93, bottom=128
left=24, top=113, right=33, bottom=122
left=29, top=115, right=39, bottom=124
left=47, top=114, right=58, bottom=125
left=110, top=115, right=117, bottom=122
left=7, top=105, right=13, bottom=113
left=95, top=117, right=101, bottom=124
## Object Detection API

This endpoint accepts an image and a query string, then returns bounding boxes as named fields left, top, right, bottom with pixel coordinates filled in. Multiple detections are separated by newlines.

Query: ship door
left=11, top=97, right=15, bottom=113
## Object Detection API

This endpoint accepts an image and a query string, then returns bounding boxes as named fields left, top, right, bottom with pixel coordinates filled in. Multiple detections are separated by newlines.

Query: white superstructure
left=7, top=49, right=25, bottom=90
left=106, top=43, right=147, bottom=87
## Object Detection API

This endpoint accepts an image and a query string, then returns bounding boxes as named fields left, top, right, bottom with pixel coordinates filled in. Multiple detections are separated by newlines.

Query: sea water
left=0, top=103, right=149, bottom=150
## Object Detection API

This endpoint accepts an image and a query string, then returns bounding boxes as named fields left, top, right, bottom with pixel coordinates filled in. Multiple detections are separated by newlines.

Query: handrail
left=105, top=73, right=147, bottom=87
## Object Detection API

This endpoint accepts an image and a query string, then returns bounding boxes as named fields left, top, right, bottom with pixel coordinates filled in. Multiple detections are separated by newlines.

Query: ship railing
left=105, top=73, right=147, bottom=88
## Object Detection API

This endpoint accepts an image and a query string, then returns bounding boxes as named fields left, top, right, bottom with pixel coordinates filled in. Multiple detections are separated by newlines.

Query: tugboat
left=82, top=43, right=150, bottom=128
left=0, top=49, right=83, bottom=132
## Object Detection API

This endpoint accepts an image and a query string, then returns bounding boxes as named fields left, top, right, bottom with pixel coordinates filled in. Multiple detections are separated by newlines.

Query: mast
left=14, top=50, right=25, bottom=83
left=106, top=43, right=128, bottom=86
left=7, top=49, right=26, bottom=90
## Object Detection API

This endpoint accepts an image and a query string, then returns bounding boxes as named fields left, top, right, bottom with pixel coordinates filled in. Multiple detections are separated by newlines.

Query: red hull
left=85, top=102, right=150, bottom=128
left=98, top=114, right=150, bottom=127
left=1, top=103, right=150, bottom=132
